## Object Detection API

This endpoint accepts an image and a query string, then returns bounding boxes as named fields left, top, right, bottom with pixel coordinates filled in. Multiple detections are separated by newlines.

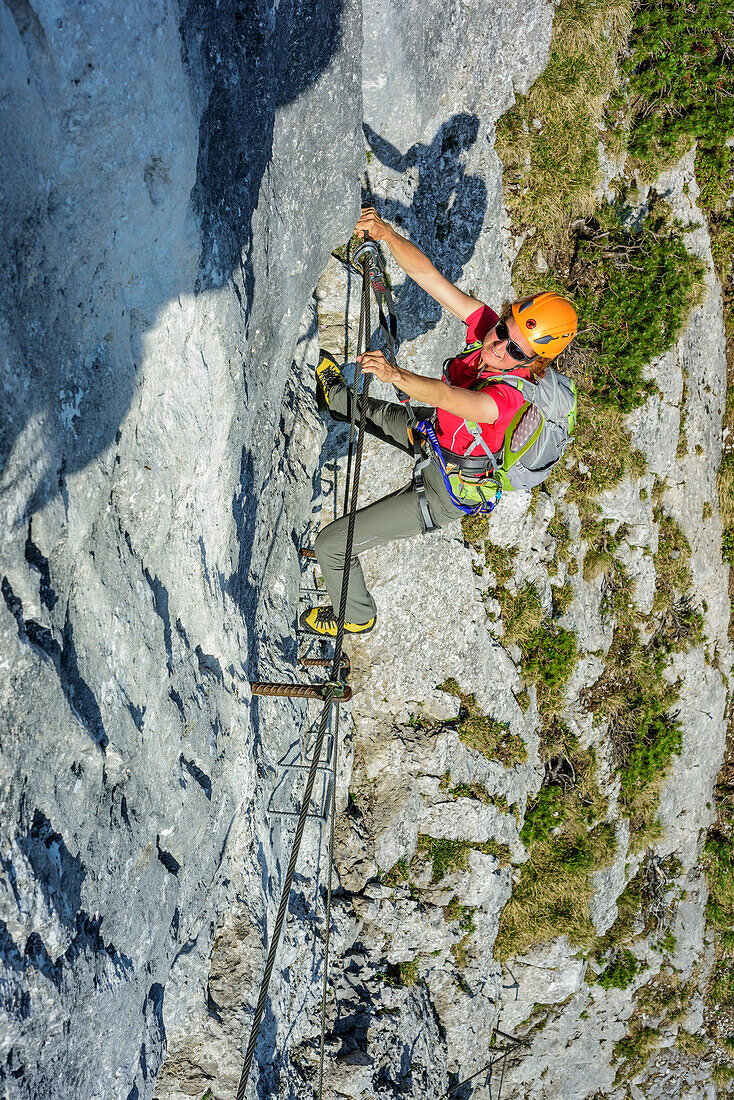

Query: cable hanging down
left=234, top=242, right=375, bottom=1100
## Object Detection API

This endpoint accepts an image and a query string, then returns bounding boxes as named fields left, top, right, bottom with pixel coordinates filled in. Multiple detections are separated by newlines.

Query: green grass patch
left=712, top=1064, right=734, bottom=1087
left=444, top=898, right=477, bottom=934
left=613, top=1025, right=660, bottom=1082
left=441, top=773, right=496, bottom=806
left=461, top=513, right=489, bottom=546
left=496, top=0, right=632, bottom=244
left=582, top=519, right=628, bottom=581
left=711, top=960, right=734, bottom=1006
left=484, top=541, right=518, bottom=588
left=417, top=835, right=511, bottom=883
left=498, top=585, right=578, bottom=713
left=382, top=858, right=410, bottom=888
left=677, top=1030, right=708, bottom=1057
left=445, top=898, right=478, bottom=968
left=582, top=603, right=684, bottom=846
left=719, top=456, right=734, bottom=566
left=496, top=752, right=613, bottom=959
left=549, top=513, right=573, bottom=564
left=551, top=581, right=574, bottom=616
left=703, top=828, right=734, bottom=955
left=439, top=680, right=528, bottom=766
left=398, top=959, right=420, bottom=987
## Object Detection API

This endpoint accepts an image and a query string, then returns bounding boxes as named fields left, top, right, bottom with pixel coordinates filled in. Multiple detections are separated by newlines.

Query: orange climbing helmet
left=511, top=292, right=578, bottom=359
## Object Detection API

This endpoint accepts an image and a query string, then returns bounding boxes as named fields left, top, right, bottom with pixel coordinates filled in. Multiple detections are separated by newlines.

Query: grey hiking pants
left=314, top=379, right=466, bottom=624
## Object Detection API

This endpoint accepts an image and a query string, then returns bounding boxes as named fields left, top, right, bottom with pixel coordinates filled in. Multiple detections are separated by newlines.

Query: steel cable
left=317, top=698, right=339, bottom=1098
left=234, top=246, right=373, bottom=1100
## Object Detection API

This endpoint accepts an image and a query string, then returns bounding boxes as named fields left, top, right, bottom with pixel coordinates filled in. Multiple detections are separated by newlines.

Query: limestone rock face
left=1, top=2, right=731, bottom=1100
left=1, top=2, right=361, bottom=1098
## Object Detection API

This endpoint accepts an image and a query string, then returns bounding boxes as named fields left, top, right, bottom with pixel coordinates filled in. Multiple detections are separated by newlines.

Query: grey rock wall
left=1, top=1, right=731, bottom=1099
left=310, top=14, right=731, bottom=1100
left=1, top=1, right=361, bottom=1098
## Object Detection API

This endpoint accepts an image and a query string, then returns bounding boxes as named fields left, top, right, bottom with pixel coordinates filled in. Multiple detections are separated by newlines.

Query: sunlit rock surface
left=1, top=1, right=730, bottom=1099
left=1, top=2, right=360, bottom=1097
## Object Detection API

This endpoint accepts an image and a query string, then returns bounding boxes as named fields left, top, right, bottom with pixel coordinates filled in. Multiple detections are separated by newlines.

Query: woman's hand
left=357, top=350, right=400, bottom=386
left=354, top=206, right=395, bottom=243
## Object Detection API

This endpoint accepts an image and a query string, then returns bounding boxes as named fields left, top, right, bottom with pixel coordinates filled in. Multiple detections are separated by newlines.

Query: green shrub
left=520, top=786, right=566, bottom=846
left=619, top=707, right=683, bottom=805
left=523, top=621, right=578, bottom=710
left=572, top=204, right=704, bottom=412
left=595, top=948, right=642, bottom=989
left=623, top=0, right=734, bottom=165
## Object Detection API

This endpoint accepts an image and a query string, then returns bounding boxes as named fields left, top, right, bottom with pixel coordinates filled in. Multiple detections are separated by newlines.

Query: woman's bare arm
left=354, top=207, right=483, bottom=323
left=358, top=351, right=499, bottom=424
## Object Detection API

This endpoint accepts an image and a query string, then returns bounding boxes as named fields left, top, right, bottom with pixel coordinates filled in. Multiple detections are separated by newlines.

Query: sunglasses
left=493, top=318, right=535, bottom=363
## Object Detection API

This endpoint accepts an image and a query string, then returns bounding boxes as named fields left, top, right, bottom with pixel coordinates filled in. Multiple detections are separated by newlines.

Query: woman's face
left=480, top=313, right=535, bottom=370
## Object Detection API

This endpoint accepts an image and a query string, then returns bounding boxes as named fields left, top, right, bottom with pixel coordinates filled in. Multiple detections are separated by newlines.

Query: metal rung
left=268, top=767, right=333, bottom=822
left=250, top=681, right=352, bottom=702
left=277, top=734, right=334, bottom=772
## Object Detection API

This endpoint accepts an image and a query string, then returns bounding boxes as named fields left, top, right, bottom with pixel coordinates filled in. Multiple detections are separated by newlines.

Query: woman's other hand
left=354, top=206, right=394, bottom=243
left=357, top=350, right=400, bottom=385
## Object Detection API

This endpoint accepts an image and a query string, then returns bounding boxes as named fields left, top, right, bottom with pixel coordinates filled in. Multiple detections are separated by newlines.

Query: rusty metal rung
left=300, top=655, right=350, bottom=674
left=299, top=548, right=316, bottom=559
left=250, top=681, right=352, bottom=702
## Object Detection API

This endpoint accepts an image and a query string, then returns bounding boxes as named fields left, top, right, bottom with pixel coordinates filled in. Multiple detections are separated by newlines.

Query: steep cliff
left=1, top=2, right=731, bottom=1100
left=1, top=2, right=361, bottom=1097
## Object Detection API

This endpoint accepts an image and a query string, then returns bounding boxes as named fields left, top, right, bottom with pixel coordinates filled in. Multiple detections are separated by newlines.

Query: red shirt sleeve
left=465, top=304, right=499, bottom=344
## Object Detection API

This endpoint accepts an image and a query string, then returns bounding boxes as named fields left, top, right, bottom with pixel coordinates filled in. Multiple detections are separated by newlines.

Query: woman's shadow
left=362, top=113, right=487, bottom=343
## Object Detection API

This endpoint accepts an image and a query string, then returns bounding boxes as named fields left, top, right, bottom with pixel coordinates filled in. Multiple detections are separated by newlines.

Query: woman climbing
left=300, top=206, right=578, bottom=638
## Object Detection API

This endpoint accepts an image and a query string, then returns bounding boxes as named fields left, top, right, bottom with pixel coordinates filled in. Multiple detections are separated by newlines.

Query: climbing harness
left=237, top=240, right=376, bottom=1100
left=417, top=418, right=503, bottom=517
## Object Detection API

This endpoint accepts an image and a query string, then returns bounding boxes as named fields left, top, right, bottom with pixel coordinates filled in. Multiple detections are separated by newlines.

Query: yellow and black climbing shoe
left=299, top=606, right=376, bottom=637
left=315, top=352, right=345, bottom=411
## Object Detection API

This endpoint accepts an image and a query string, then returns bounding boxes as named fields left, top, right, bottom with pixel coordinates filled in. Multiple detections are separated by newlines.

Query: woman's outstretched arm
left=358, top=350, right=499, bottom=424
left=354, top=207, right=484, bottom=323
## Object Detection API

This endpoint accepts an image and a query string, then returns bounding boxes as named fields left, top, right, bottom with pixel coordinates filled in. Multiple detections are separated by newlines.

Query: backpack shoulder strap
left=475, top=371, right=537, bottom=399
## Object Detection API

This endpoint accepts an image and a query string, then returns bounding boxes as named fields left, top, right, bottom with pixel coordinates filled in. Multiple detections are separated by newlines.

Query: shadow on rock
left=0, top=0, right=346, bottom=521
left=363, top=113, right=487, bottom=343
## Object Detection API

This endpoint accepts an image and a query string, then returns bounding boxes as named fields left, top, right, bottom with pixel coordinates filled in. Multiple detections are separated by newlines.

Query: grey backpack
left=470, top=368, right=578, bottom=492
